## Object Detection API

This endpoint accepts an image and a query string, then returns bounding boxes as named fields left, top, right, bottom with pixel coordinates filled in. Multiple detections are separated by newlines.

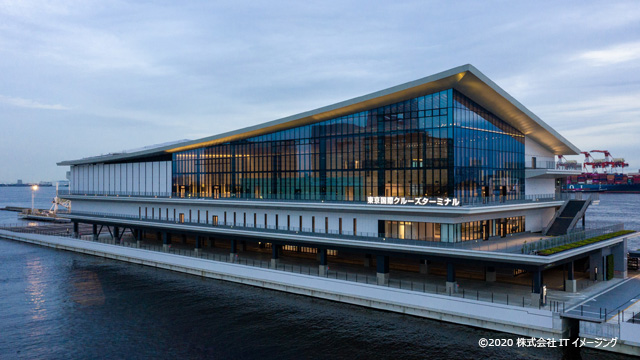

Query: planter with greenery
left=535, top=230, right=635, bottom=256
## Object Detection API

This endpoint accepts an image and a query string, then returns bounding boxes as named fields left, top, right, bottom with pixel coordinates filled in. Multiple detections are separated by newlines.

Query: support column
left=230, top=240, right=237, bottom=262
left=565, top=261, right=577, bottom=292
left=162, top=232, right=171, bottom=251
left=363, top=254, right=372, bottom=267
left=194, top=235, right=202, bottom=255
left=582, top=215, right=586, bottom=229
left=590, top=250, right=603, bottom=281
left=72, top=222, right=79, bottom=238
left=531, top=269, right=542, bottom=307
left=92, top=224, right=98, bottom=241
left=318, top=248, right=328, bottom=276
left=113, top=226, right=120, bottom=244
left=135, top=229, right=142, bottom=248
left=271, top=244, right=281, bottom=268
left=613, top=239, right=628, bottom=279
left=446, top=262, right=457, bottom=294
left=486, top=266, right=496, bottom=282
left=419, top=259, right=429, bottom=275
left=376, top=255, right=389, bottom=285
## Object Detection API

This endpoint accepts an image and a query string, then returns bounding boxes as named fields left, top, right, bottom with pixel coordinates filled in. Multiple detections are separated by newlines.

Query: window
left=170, top=89, right=524, bottom=203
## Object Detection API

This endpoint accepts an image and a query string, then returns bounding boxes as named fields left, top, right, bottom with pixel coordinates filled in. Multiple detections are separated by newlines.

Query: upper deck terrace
left=61, top=190, right=595, bottom=210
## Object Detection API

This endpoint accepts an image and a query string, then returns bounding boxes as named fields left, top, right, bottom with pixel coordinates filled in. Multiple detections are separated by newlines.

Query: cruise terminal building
left=57, top=64, right=628, bottom=305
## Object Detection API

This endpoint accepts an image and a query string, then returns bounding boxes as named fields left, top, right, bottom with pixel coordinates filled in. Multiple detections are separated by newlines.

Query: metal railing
left=60, top=190, right=577, bottom=208
left=521, top=224, right=626, bottom=255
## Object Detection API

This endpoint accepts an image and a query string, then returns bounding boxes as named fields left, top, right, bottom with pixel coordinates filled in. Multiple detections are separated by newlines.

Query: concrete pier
left=0, top=230, right=568, bottom=345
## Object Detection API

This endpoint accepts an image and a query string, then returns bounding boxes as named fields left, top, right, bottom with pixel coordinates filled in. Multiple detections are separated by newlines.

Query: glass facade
left=382, top=216, right=525, bottom=243
left=173, top=89, right=524, bottom=202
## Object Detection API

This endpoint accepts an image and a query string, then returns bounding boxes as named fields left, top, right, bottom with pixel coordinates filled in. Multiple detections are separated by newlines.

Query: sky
left=1, top=0, right=639, bottom=183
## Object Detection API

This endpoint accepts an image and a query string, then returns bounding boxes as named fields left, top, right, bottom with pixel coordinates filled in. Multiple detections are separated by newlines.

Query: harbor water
left=0, top=187, right=638, bottom=359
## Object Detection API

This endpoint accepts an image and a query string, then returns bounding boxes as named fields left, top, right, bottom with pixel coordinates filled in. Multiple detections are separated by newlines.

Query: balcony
left=60, top=190, right=586, bottom=208
left=525, top=157, right=582, bottom=179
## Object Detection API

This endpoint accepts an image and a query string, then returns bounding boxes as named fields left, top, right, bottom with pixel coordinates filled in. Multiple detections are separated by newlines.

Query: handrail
left=58, top=190, right=576, bottom=208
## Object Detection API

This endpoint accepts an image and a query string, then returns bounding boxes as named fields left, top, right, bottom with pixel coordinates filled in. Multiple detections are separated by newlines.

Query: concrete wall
left=525, top=136, right=555, bottom=165
left=524, top=207, right=556, bottom=232
left=525, top=178, right=556, bottom=197
left=70, top=161, right=172, bottom=195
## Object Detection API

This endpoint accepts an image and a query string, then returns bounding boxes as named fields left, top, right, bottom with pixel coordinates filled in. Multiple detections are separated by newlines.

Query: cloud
left=0, top=95, right=70, bottom=110
left=575, top=41, right=640, bottom=66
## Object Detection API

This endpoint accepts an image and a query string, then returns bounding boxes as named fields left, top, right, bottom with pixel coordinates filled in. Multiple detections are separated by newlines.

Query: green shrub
left=536, top=230, right=635, bottom=256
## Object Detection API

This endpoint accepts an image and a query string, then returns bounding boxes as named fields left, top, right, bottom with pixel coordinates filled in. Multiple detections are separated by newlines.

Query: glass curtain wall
left=173, top=89, right=524, bottom=202
left=452, top=92, right=525, bottom=201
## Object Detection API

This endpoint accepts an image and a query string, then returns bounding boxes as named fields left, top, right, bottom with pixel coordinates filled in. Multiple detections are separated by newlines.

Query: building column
left=135, top=229, right=142, bottom=248
left=72, top=221, right=79, bottom=238
left=376, top=255, right=389, bottom=285
left=230, top=240, right=237, bottom=262
left=92, top=224, right=98, bottom=241
left=613, top=239, right=628, bottom=279
left=364, top=254, right=372, bottom=267
left=446, top=262, right=457, bottom=294
left=419, top=259, right=429, bottom=275
left=589, top=250, right=603, bottom=281
left=486, top=266, right=496, bottom=282
left=113, top=226, right=120, bottom=243
left=162, top=232, right=171, bottom=251
left=271, top=244, right=281, bottom=268
left=531, top=269, right=542, bottom=307
left=194, top=235, right=202, bottom=255
left=565, top=261, right=577, bottom=292
left=319, top=248, right=328, bottom=276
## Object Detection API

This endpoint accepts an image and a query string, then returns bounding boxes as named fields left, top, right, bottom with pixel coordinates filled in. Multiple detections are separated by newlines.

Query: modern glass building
left=173, top=90, right=524, bottom=203
left=53, top=64, right=629, bottom=316
left=60, top=64, right=583, bottom=246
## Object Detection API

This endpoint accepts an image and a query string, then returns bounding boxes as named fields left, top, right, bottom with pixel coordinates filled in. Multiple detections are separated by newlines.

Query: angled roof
left=58, top=64, right=580, bottom=166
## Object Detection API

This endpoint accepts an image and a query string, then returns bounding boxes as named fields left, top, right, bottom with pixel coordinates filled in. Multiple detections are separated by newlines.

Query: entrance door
left=213, top=186, right=220, bottom=199
left=212, top=215, right=218, bottom=226
left=179, top=213, right=185, bottom=224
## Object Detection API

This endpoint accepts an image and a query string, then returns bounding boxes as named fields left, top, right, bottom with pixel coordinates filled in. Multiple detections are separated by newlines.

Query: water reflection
left=70, top=270, right=105, bottom=306
left=26, top=258, right=47, bottom=321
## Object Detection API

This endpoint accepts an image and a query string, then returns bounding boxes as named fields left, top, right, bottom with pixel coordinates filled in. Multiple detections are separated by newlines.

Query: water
left=0, top=188, right=638, bottom=359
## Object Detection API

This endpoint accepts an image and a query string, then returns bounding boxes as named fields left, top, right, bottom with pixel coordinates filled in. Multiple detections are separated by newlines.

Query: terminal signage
left=366, top=196, right=460, bottom=207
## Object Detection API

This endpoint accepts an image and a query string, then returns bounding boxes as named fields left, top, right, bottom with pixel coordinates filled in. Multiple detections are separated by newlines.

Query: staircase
left=543, top=198, right=592, bottom=236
